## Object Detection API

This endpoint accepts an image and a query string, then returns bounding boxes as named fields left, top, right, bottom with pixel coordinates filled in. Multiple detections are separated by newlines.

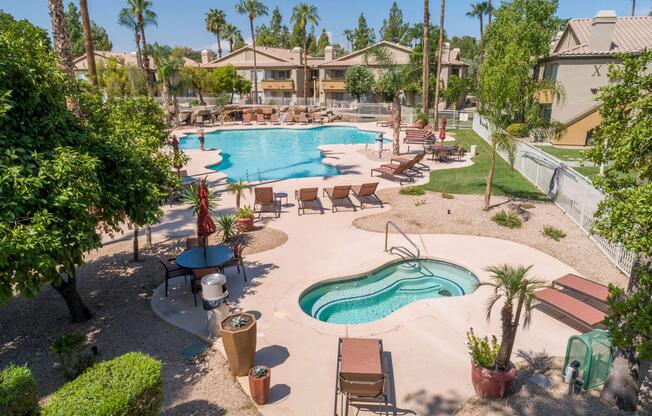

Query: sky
left=2, top=0, right=651, bottom=54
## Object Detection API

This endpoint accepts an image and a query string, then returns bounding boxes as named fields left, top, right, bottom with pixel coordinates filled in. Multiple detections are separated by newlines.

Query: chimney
left=589, top=10, right=617, bottom=51
left=292, top=46, right=303, bottom=65
left=201, top=49, right=213, bottom=64
left=442, top=42, right=451, bottom=62
left=324, top=45, right=335, bottom=62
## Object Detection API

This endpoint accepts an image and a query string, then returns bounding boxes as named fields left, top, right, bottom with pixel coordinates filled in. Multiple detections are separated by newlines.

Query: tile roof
left=553, top=16, right=652, bottom=57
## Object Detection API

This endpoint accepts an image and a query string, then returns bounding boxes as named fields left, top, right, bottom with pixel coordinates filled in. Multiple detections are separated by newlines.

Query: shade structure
left=439, top=117, right=447, bottom=142
left=197, top=181, right=216, bottom=239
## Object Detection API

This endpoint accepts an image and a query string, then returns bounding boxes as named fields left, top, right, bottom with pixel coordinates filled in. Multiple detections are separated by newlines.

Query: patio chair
left=298, top=113, right=309, bottom=125
left=242, top=113, right=253, bottom=125
left=220, top=240, right=247, bottom=282
left=295, top=187, right=324, bottom=215
left=451, top=146, right=466, bottom=162
left=323, top=185, right=356, bottom=213
left=191, top=267, right=219, bottom=307
left=334, top=337, right=389, bottom=416
left=391, top=152, right=430, bottom=172
left=380, top=157, right=423, bottom=178
left=253, top=187, right=281, bottom=218
left=270, top=113, right=281, bottom=125
left=351, top=183, right=383, bottom=209
left=435, top=147, right=450, bottom=162
left=185, top=237, right=205, bottom=249
left=256, top=113, right=267, bottom=125
left=158, top=254, right=191, bottom=297
left=371, top=161, right=415, bottom=185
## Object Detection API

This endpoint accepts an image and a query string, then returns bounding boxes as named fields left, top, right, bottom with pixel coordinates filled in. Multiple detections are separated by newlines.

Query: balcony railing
left=260, top=80, right=294, bottom=90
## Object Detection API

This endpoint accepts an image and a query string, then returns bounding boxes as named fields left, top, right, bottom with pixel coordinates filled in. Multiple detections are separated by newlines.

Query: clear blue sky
left=2, top=0, right=650, bottom=53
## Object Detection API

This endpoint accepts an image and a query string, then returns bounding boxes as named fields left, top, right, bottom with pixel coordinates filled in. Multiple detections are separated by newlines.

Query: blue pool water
left=299, top=259, right=479, bottom=324
left=180, top=126, right=380, bottom=182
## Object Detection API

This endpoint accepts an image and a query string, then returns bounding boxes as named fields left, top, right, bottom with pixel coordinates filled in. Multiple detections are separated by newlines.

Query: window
left=541, top=104, right=552, bottom=123
left=543, top=63, right=558, bottom=81
left=332, top=69, right=346, bottom=80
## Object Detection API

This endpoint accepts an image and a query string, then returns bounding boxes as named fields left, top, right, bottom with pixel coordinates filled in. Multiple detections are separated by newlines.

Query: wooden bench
left=535, top=287, right=606, bottom=332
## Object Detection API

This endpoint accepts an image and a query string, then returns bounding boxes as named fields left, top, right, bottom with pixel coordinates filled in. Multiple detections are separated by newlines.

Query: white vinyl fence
left=473, top=115, right=635, bottom=275
left=402, top=107, right=475, bottom=129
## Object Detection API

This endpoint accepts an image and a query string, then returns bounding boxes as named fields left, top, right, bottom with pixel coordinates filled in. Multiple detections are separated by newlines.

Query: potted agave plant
left=468, top=264, right=545, bottom=398
left=248, top=365, right=271, bottom=405
left=234, top=205, right=255, bottom=232
left=220, top=313, right=257, bottom=376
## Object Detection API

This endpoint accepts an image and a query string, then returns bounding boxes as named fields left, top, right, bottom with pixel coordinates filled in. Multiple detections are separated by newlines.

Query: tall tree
left=585, top=51, right=652, bottom=411
left=432, top=0, right=446, bottom=129
left=352, top=13, right=376, bottom=51
left=380, top=1, right=409, bottom=45
left=48, top=0, right=80, bottom=116
left=205, top=9, right=226, bottom=57
left=223, top=23, right=244, bottom=52
left=291, top=3, right=320, bottom=103
left=117, top=9, right=142, bottom=68
left=467, top=2, right=491, bottom=60
left=235, top=0, right=268, bottom=103
left=488, top=0, right=493, bottom=25
left=343, top=29, right=354, bottom=51
left=66, top=3, right=113, bottom=58
left=121, top=0, right=157, bottom=91
left=316, top=29, right=330, bottom=55
left=79, top=0, right=97, bottom=85
left=421, top=0, right=430, bottom=114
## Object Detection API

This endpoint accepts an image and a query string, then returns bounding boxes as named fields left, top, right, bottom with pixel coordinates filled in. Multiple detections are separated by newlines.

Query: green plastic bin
left=563, top=329, right=614, bottom=390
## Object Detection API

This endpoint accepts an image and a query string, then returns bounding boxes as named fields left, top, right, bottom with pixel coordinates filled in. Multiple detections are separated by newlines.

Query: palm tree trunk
left=432, top=0, right=446, bottom=129
left=48, top=0, right=81, bottom=116
left=303, top=27, right=309, bottom=103
left=250, top=17, right=258, bottom=104
left=138, top=18, right=155, bottom=96
left=488, top=0, right=493, bottom=25
left=479, top=15, right=484, bottom=63
left=631, top=0, right=636, bottom=16
left=134, top=30, right=143, bottom=69
left=145, top=225, right=152, bottom=247
left=484, top=143, right=497, bottom=210
left=392, top=95, right=402, bottom=155
left=421, top=0, right=430, bottom=112
left=228, top=39, right=234, bottom=52
left=79, top=0, right=97, bottom=86
left=217, top=32, right=223, bottom=57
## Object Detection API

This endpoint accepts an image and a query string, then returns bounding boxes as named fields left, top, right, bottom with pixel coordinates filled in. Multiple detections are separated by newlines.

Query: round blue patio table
left=175, top=245, right=234, bottom=269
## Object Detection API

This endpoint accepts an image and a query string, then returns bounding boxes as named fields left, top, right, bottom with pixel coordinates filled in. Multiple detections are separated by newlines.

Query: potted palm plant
left=220, top=313, right=257, bottom=376
left=234, top=205, right=255, bottom=232
left=248, top=365, right=271, bottom=405
left=468, top=264, right=545, bottom=398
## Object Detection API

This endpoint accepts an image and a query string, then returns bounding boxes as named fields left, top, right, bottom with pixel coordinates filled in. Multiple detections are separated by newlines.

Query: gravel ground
left=0, top=225, right=287, bottom=415
left=353, top=189, right=626, bottom=287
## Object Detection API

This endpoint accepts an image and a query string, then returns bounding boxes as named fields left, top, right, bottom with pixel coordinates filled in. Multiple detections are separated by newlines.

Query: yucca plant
left=216, top=214, right=239, bottom=242
left=479, top=264, right=546, bottom=370
left=180, top=180, right=220, bottom=216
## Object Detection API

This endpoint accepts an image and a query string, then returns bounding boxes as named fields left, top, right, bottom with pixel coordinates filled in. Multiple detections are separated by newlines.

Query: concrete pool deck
left=149, top=122, right=580, bottom=415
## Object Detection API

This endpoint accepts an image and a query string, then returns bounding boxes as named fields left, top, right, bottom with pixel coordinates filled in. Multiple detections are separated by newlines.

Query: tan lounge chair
left=298, top=113, right=309, bottom=125
left=256, top=113, right=267, bottom=125
left=270, top=113, right=281, bottom=125
left=371, top=162, right=416, bottom=185
left=334, top=337, right=389, bottom=416
left=376, top=115, right=393, bottom=127
left=380, top=157, right=423, bottom=178
left=242, top=113, right=252, bottom=125
left=285, top=114, right=296, bottom=125
left=313, top=114, right=324, bottom=124
left=351, top=183, right=383, bottom=209
left=323, top=185, right=356, bottom=213
left=535, top=287, right=606, bottom=332
left=391, top=152, right=430, bottom=172
left=253, top=187, right=280, bottom=218
left=295, top=187, right=323, bottom=215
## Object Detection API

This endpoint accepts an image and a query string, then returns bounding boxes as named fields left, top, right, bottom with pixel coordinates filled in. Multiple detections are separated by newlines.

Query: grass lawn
left=534, top=145, right=586, bottom=161
left=573, top=166, right=600, bottom=180
left=421, top=129, right=547, bottom=200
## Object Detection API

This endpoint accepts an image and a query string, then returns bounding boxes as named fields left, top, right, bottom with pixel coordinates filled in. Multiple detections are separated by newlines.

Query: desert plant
left=466, top=328, right=500, bottom=369
left=506, top=122, right=529, bottom=138
left=216, top=215, right=239, bottom=242
left=519, top=202, right=536, bottom=209
left=250, top=366, right=268, bottom=378
left=234, top=205, right=254, bottom=219
left=0, top=364, right=38, bottom=416
left=51, top=331, right=95, bottom=380
left=441, top=192, right=454, bottom=199
left=479, top=264, right=546, bottom=370
left=399, top=186, right=425, bottom=196
left=230, top=315, right=248, bottom=328
left=180, top=180, right=220, bottom=216
left=414, top=199, right=426, bottom=207
left=491, top=210, right=522, bottom=229
left=41, top=352, right=163, bottom=416
left=227, top=180, right=250, bottom=208
left=542, top=225, right=566, bottom=241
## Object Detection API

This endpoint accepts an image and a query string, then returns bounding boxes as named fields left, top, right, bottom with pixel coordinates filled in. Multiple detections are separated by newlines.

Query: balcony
left=321, top=80, right=346, bottom=92
left=260, top=80, right=294, bottom=91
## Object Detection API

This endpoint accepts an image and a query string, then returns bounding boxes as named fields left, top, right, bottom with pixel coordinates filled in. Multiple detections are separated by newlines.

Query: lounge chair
left=334, top=337, right=389, bottom=416
left=242, top=113, right=252, bottom=125
left=376, top=115, right=393, bottom=127
left=285, top=114, right=296, bottom=125
left=351, top=183, right=383, bottom=209
left=323, top=185, right=356, bottom=213
left=380, top=157, right=423, bottom=177
left=253, top=187, right=280, bottom=218
left=295, top=187, right=323, bottom=215
left=391, top=152, right=430, bottom=172
left=298, top=113, right=309, bottom=125
left=270, top=113, right=281, bottom=125
left=553, top=274, right=609, bottom=305
left=158, top=254, right=191, bottom=297
left=256, top=113, right=267, bottom=125
left=535, top=287, right=606, bottom=332
left=313, top=114, right=324, bottom=124
left=371, top=161, right=415, bottom=185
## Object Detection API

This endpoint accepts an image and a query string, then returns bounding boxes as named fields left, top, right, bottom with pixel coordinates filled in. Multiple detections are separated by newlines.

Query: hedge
left=0, top=364, right=38, bottom=416
left=41, top=352, right=163, bottom=416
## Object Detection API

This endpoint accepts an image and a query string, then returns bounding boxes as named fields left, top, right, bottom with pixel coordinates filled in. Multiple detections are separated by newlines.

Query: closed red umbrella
left=197, top=181, right=216, bottom=247
left=171, top=135, right=183, bottom=175
left=439, top=117, right=447, bottom=143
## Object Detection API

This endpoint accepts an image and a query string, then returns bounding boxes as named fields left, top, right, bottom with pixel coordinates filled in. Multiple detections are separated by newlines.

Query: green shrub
left=217, top=215, right=239, bottom=242
left=542, top=225, right=566, bottom=241
left=0, top=364, right=38, bottom=416
left=42, top=352, right=163, bottom=416
left=441, top=192, right=454, bottom=199
left=399, top=186, right=425, bottom=196
left=466, top=328, right=500, bottom=369
left=491, top=210, right=522, bottom=229
left=51, top=331, right=95, bottom=380
left=506, top=122, right=529, bottom=138
left=234, top=205, right=254, bottom=219
left=519, top=202, right=536, bottom=209
left=415, top=108, right=429, bottom=125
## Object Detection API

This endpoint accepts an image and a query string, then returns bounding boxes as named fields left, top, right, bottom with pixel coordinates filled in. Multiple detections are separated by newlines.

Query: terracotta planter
left=471, top=361, right=517, bottom=399
left=236, top=216, right=254, bottom=232
left=415, top=120, right=424, bottom=129
left=220, top=313, right=257, bottom=376
left=248, top=366, right=271, bottom=405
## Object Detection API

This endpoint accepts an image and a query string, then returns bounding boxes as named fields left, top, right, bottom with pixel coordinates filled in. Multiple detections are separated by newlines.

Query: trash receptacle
left=563, top=329, right=613, bottom=390
left=470, top=144, right=478, bottom=156
left=201, top=273, right=229, bottom=339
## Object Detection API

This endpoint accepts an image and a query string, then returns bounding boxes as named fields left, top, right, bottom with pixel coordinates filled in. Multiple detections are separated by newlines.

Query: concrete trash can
left=201, top=273, right=229, bottom=339
left=470, top=144, right=478, bottom=156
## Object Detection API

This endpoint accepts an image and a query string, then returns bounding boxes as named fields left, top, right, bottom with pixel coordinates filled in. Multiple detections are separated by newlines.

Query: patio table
left=175, top=245, right=234, bottom=270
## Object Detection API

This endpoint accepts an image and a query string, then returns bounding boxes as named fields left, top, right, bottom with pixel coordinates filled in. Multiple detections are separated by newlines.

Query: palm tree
left=227, top=180, right=251, bottom=208
left=121, top=0, right=157, bottom=88
left=79, top=0, right=97, bottom=85
left=421, top=0, right=430, bottom=113
left=466, top=2, right=490, bottom=59
left=117, top=10, right=142, bottom=69
left=480, top=264, right=545, bottom=370
left=223, top=23, right=243, bottom=52
left=205, top=9, right=226, bottom=58
left=151, top=44, right=184, bottom=125
left=487, top=0, right=493, bottom=25
left=432, top=0, right=446, bottom=129
left=235, top=0, right=268, bottom=103
left=291, top=3, right=320, bottom=103
left=48, top=0, right=81, bottom=116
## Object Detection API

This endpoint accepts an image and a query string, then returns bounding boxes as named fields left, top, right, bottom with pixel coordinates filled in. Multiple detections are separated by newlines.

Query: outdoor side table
left=275, top=192, right=289, bottom=206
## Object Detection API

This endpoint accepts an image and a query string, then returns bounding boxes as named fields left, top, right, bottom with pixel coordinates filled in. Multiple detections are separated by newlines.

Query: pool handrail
left=385, top=221, right=420, bottom=259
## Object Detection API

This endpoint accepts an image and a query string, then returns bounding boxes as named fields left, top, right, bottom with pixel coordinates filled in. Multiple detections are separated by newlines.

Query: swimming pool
left=180, top=126, right=380, bottom=182
left=299, top=259, right=479, bottom=324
